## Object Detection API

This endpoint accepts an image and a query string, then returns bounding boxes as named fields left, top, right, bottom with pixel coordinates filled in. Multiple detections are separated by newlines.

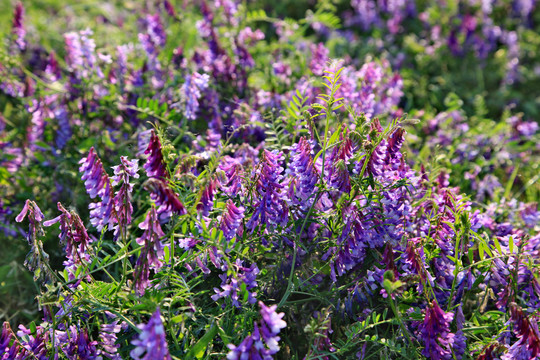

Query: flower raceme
left=111, top=156, right=139, bottom=239
left=130, top=308, right=171, bottom=360
left=227, top=301, right=287, bottom=359
left=247, top=149, right=288, bottom=231
left=418, top=301, right=455, bottom=360
left=15, top=200, right=53, bottom=284
left=143, top=130, right=168, bottom=180
left=134, top=206, right=167, bottom=295
left=220, top=199, right=245, bottom=241
left=43, top=202, right=92, bottom=281
left=79, top=148, right=138, bottom=236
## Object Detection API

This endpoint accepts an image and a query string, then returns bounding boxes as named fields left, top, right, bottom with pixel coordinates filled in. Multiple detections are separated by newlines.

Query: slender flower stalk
left=15, top=200, right=53, bottom=283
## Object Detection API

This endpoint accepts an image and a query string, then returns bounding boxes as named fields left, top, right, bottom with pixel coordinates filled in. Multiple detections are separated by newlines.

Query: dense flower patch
left=0, top=0, right=539, bottom=359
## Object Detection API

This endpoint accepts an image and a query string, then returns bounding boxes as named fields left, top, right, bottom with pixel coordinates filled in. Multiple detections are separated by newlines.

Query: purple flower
left=130, top=308, right=171, bottom=360
left=1, top=322, right=20, bottom=359
left=54, top=106, right=71, bottom=150
left=247, top=150, right=289, bottom=230
left=212, top=260, right=259, bottom=308
left=44, top=202, right=92, bottom=281
left=197, top=178, right=218, bottom=217
left=418, top=301, right=455, bottom=360
left=218, top=157, right=244, bottom=196
left=220, top=200, right=245, bottom=241
left=287, top=137, right=319, bottom=210
left=143, top=130, right=168, bottom=180
left=453, top=306, right=467, bottom=360
left=309, top=43, right=329, bottom=76
left=520, top=203, right=540, bottom=228
left=64, top=29, right=103, bottom=80
left=16, top=200, right=53, bottom=283
left=138, top=14, right=166, bottom=88
left=112, top=157, right=139, bottom=239
left=134, top=207, right=166, bottom=295
left=502, top=303, right=540, bottom=359
left=79, top=147, right=110, bottom=199
left=17, top=324, right=49, bottom=359
left=144, top=178, right=187, bottom=222
left=11, top=2, right=25, bottom=51
left=99, top=321, right=124, bottom=360
left=227, top=301, right=287, bottom=359
left=79, top=147, right=115, bottom=231
left=179, top=72, right=210, bottom=120
left=54, top=325, right=99, bottom=359
left=26, top=99, right=50, bottom=153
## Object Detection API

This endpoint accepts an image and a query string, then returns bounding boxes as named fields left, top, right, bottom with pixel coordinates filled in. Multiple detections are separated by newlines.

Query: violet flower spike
left=227, top=301, right=287, bottom=359
left=179, top=72, right=210, bottom=120
left=44, top=202, right=92, bottom=281
left=220, top=200, right=245, bottom=241
left=1, top=322, right=20, bottom=358
left=144, top=178, right=187, bottom=222
left=247, top=150, right=288, bottom=231
left=130, top=308, right=171, bottom=360
left=287, top=137, right=319, bottom=210
left=418, top=301, right=455, bottom=360
left=16, top=200, right=53, bottom=283
left=134, top=207, right=166, bottom=295
left=11, top=2, right=25, bottom=52
left=79, top=147, right=117, bottom=232
left=112, top=157, right=139, bottom=240
left=143, top=130, right=168, bottom=179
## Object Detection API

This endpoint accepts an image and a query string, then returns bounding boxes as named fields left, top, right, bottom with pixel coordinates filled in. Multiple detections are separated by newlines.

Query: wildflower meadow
left=0, top=0, right=539, bottom=359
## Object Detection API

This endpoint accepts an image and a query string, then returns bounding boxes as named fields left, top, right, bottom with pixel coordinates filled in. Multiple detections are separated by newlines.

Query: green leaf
left=185, top=324, right=218, bottom=360
left=164, top=246, right=170, bottom=264
left=493, top=237, right=502, bottom=255
left=509, top=236, right=514, bottom=254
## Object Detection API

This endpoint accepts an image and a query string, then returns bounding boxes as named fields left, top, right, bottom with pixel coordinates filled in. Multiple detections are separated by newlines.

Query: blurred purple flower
left=130, top=308, right=171, bottom=360
left=64, top=29, right=103, bottom=80
left=1, top=322, right=20, bottom=358
left=178, top=72, right=210, bottom=120
left=11, top=2, right=25, bottom=51
left=502, top=303, right=540, bottom=359
left=99, top=321, right=124, bottom=360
